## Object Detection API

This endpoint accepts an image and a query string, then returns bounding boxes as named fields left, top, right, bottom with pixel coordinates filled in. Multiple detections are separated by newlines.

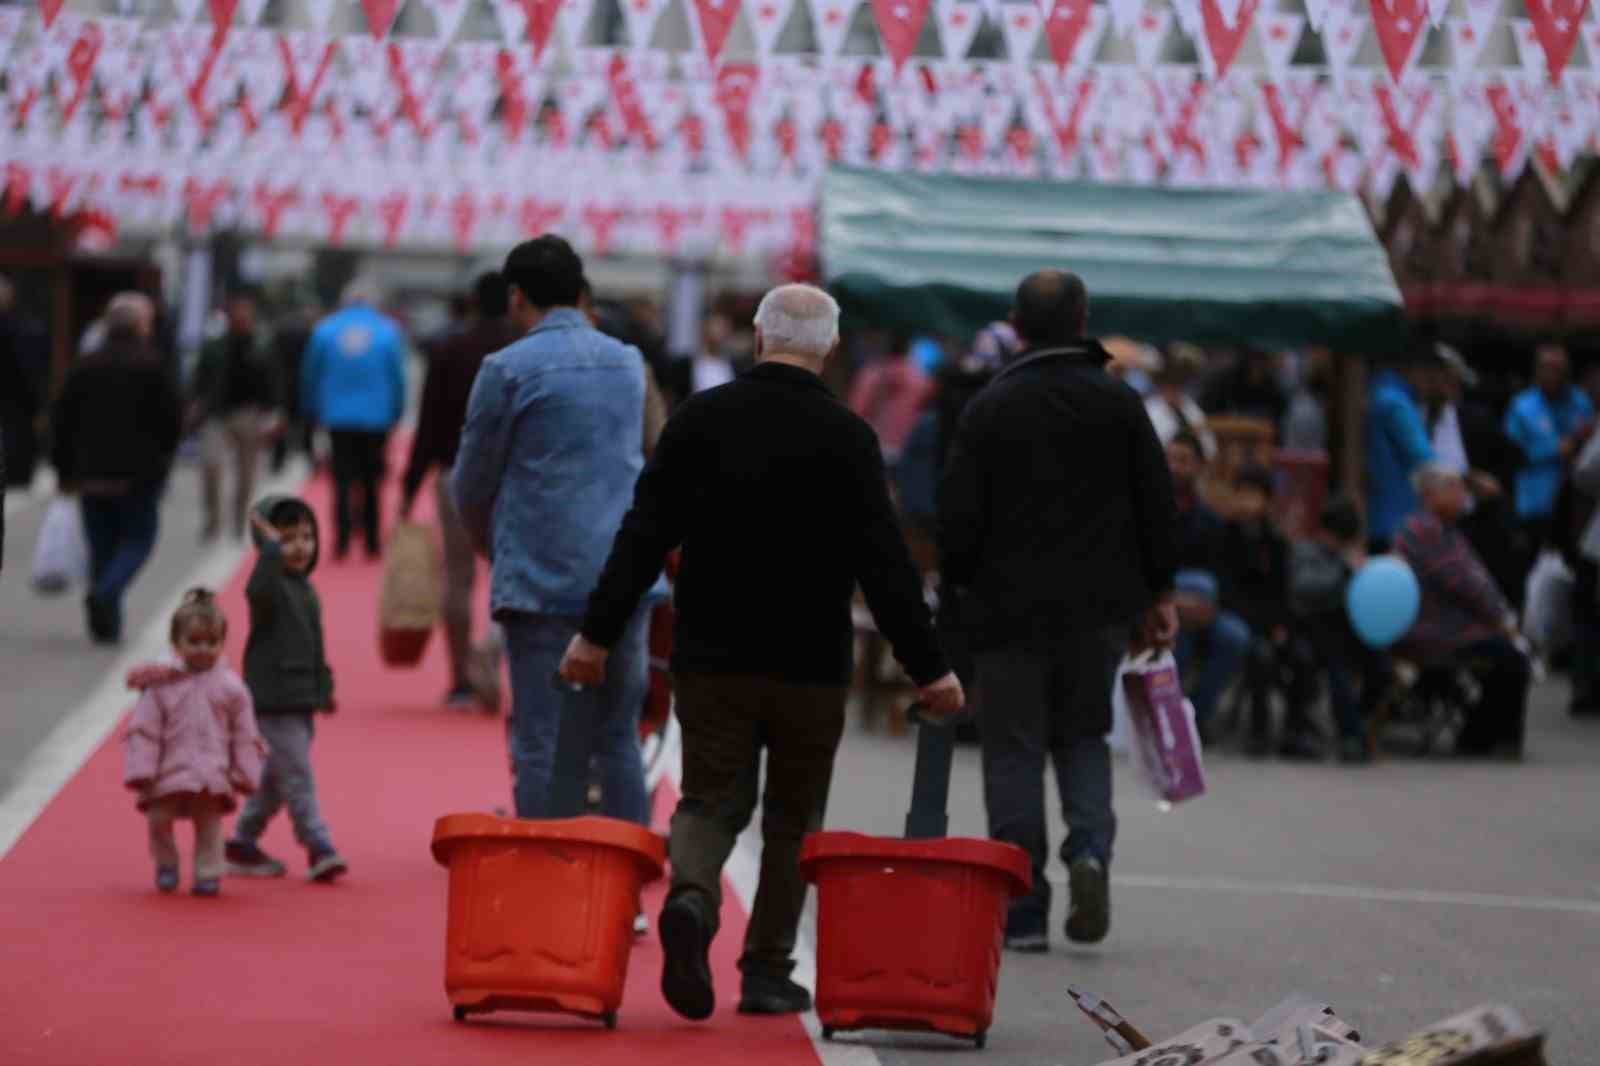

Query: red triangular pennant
left=39, top=0, right=65, bottom=29
left=1042, top=0, right=1089, bottom=71
left=871, top=0, right=931, bottom=71
left=690, top=0, right=740, bottom=63
left=1198, top=0, right=1258, bottom=78
left=1523, top=0, right=1589, bottom=84
left=1370, top=0, right=1429, bottom=82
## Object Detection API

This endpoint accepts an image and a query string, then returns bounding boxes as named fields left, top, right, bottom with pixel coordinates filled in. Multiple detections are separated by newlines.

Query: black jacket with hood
left=245, top=495, right=334, bottom=713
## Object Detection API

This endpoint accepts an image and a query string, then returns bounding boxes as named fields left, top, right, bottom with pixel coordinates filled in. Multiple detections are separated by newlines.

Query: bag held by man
left=379, top=520, right=440, bottom=666
left=1112, top=650, right=1206, bottom=806
left=31, top=497, right=90, bottom=596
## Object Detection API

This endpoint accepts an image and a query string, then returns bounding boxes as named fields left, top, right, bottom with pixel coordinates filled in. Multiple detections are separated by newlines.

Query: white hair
left=341, top=276, right=382, bottom=307
left=753, top=284, right=840, bottom=361
left=104, top=291, right=154, bottom=338
left=1412, top=461, right=1463, bottom=496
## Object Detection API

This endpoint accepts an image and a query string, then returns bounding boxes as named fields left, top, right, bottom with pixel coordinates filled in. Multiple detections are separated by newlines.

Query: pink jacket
left=121, top=660, right=268, bottom=812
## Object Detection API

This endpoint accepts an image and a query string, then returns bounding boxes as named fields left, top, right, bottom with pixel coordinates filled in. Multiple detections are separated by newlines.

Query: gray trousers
left=974, top=629, right=1121, bottom=924
left=435, top=477, right=477, bottom=689
left=232, top=712, right=332, bottom=852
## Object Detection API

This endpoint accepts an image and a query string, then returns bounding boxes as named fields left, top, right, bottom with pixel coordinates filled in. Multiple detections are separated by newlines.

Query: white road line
left=1061, top=872, right=1600, bottom=916
left=0, top=460, right=309, bottom=861
left=665, top=748, right=883, bottom=1066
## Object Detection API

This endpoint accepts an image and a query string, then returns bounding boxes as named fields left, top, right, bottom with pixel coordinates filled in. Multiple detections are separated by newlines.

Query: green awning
left=820, top=166, right=1406, bottom=352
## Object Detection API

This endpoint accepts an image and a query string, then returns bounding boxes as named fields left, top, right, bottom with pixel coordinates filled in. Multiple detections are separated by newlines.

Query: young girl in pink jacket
left=123, top=589, right=267, bottom=896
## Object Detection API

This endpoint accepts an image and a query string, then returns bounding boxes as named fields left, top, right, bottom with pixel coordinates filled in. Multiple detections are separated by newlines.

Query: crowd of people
left=5, top=242, right=1599, bottom=1022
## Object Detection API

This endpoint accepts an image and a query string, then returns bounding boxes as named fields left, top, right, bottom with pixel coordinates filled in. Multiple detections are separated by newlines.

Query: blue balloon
left=1346, top=555, right=1421, bottom=649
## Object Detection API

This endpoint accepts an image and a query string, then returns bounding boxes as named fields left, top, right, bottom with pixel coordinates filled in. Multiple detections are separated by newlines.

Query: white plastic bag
left=1109, top=650, right=1205, bottom=805
left=1522, top=549, right=1574, bottom=655
left=30, top=497, right=89, bottom=596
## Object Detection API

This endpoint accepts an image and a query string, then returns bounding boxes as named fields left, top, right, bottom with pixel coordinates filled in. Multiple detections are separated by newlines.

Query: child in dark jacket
left=224, top=494, right=348, bottom=882
left=1220, top=466, right=1318, bottom=758
left=1290, top=496, right=1387, bottom=764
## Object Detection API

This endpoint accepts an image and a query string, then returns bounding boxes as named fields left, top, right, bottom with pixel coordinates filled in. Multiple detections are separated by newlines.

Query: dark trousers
left=973, top=630, right=1121, bottom=929
left=1306, top=619, right=1389, bottom=743
left=1242, top=633, right=1318, bottom=744
left=1571, top=557, right=1600, bottom=710
left=328, top=430, right=387, bottom=556
left=668, top=672, right=846, bottom=979
left=270, top=417, right=313, bottom=474
left=80, top=486, right=162, bottom=639
left=1454, top=638, right=1531, bottom=753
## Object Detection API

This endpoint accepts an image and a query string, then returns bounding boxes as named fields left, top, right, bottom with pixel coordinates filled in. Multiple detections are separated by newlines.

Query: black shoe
left=1065, top=857, right=1110, bottom=944
left=85, top=597, right=120, bottom=645
left=1277, top=735, right=1322, bottom=761
left=155, top=866, right=179, bottom=894
left=738, top=974, right=812, bottom=1015
left=445, top=685, right=477, bottom=708
left=1003, top=904, right=1049, bottom=953
left=192, top=878, right=221, bottom=897
left=659, top=894, right=715, bottom=1021
left=225, top=840, right=287, bottom=878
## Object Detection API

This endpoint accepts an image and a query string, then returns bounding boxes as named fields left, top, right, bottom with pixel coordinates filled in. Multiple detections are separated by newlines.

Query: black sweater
left=939, top=342, right=1178, bottom=650
left=52, top=341, right=182, bottom=489
left=580, top=361, right=947, bottom=688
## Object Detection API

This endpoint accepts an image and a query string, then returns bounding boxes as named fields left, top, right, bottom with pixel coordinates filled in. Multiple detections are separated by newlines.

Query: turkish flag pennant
left=689, top=0, right=740, bottom=64
left=872, top=0, right=932, bottom=72
left=1522, top=0, right=1589, bottom=84
left=715, top=62, right=760, bottom=159
left=39, top=0, right=66, bottom=29
left=360, top=0, right=402, bottom=39
left=253, top=181, right=299, bottom=238
left=1256, top=13, right=1302, bottom=76
left=1042, top=0, right=1107, bottom=71
left=1198, top=0, right=1259, bottom=79
left=1000, top=3, right=1042, bottom=64
left=1370, top=0, right=1429, bottom=83
left=376, top=189, right=410, bottom=246
left=1259, top=76, right=1312, bottom=172
left=60, top=18, right=104, bottom=124
left=580, top=202, right=625, bottom=255
left=449, top=188, right=479, bottom=252
left=183, top=174, right=232, bottom=234
left=1032, top=69, right=1096, bottom=160
left=319, top=190, right=361, bottom=244
left=388, top=38, right=445, bottom=139
left=279, top=32, right=337, bottom=134
left=608, top=52, right=659, bottom=149
left=1485, top=77, right=1531, bottom=179
left=936, top=0, right=982, bottom=59
left=1372, top=77, right=1433, bottom=172
left=518, top=196, right=565, bottom=237
left=517, top=0, right=565, bottom=60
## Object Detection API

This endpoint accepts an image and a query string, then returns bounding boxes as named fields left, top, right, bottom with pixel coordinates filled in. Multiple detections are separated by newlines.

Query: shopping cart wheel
left=452, top=1006, right=468, bottom=1023
left=822, top=1026, right=835, bottom=1041
left=974, top=1030, right=987, bottom=1049
left=603, top=1010, right=618, bottom=1030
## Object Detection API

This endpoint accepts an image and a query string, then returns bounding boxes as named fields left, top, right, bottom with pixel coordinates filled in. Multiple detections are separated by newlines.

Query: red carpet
left=0, top=467, right=820, bottom=1065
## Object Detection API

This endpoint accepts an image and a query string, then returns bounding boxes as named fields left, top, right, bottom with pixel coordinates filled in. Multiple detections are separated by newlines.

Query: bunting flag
left=419, top=0, right=471, bottom=40
left=1369, top=0, right=1430, bottom=82
left=1197, top=0, right=1259, bottom=79
left=935, top=0, right=982, bottom=59
left=1257, top=13, right=1304, bottom=77
left=1522, top=0, right=1590, bottom=84
left=749, top=0, right=795, bottom=56
left=689, top=0, right=741, bottom=64
left=999, top=2, right=1042, bottom=67
left=872, top=0, right=932, bottom=72
left=1042, top=0, right=1107, bottom=72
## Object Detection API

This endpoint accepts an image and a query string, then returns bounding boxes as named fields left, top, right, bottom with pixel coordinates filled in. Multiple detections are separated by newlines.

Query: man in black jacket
left=940, top=269, right=1178, bottom=952
left=52, top=292, right=183, bottom=643
left=560, top=283, right=963, bottom=1021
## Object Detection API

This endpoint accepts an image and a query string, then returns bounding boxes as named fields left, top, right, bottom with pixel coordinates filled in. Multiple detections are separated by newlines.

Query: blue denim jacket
left=451, top=308, right=666, bottom=618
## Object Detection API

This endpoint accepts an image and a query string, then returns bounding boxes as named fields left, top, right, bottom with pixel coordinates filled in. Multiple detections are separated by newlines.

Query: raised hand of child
left=250, top=513, right=281, bottom=544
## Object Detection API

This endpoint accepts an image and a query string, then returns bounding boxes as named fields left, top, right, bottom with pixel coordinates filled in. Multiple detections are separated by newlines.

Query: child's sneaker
left=155, top=867, right=179, bottom=894
left=307, top=847, right=348, bottom=883
left=192, top=878, right=221, bottom=897
left=225, top=840, right=288, bottom=878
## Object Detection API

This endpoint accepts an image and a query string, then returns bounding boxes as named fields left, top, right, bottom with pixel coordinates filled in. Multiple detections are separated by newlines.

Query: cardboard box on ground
left=1072, top=990, right=1546, bottom=1066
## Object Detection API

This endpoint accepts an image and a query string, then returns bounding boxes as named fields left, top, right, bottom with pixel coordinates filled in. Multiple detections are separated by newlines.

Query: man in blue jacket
left=301, top=278, right=407, bottom=560
left=1365, top=354, right=1438, bottom=549
left=452, top=236, right=662, bottom=831
left=1505, top=344, right=1593, bottom=542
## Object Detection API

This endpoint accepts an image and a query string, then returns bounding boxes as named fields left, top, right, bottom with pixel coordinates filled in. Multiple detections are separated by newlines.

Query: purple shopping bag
left=1121, top=654, right=1206, bottom=805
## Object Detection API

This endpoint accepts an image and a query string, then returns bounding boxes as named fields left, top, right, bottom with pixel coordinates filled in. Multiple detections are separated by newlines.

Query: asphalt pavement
left=3, top=468, right=1597, bottom=1065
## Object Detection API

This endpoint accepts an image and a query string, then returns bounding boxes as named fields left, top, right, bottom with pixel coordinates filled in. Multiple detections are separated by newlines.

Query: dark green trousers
left=668, top=673, right=847, bottom=978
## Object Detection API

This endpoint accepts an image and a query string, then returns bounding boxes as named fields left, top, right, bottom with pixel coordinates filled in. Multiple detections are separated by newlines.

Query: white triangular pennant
left=1106, top=0, right=1144, bottom=36
left=561, top=0, right=597, bottom=50
left=1446, top=17, right=1489, bottom=72
left=1321, top=14, right=1366, bottom=82
left=808, top=0, right=860, bottom=58
left=1510, top=18, right=1550, bottom=80
left=1303, top=0, right=1328, bottom=30
left=420, top=0, right=471, bottom=40
left=1426, top=0, right=1449, bottom=27
left=1463, top=0, right=1500, bottom=39
left=1130, top=7, right=1170, bottom=65
left=936, top=0, right=983, bottom=58
left=1256, top=12, right=1302, bottom=75
left=750, top=0, right=796, bottom=56
left=1000, top=3, right=1042, bottom=65
left=622, top=0, right=672, bottom=50
left=305, top=0, right=340, bottom=31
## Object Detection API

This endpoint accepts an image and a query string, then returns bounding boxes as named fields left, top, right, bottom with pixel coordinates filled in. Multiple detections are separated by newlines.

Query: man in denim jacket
left=451, top=235, right=663, bottom=823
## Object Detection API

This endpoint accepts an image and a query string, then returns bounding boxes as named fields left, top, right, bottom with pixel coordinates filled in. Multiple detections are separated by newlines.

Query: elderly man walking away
left=452, top=236, right=660, bottom=829
left=560, top=284, right=963, bottom=1021
left=940, top=269, right=1178, bottom=953
left=51, top=292, right=183, bottom=643
left=301, top=278, right=407, bottom=561
left=192, top=286, right=283, bottom=542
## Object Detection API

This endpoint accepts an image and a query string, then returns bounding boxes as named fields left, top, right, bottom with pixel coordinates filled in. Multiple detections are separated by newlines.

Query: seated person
left=1220, top=465, right=1318, bottom=759
left=1167, top=432, right=1250, bottom=735
left=1394, top=464, right=1531, bottom=759
left=1290, top=496, right=1389, bottom=765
